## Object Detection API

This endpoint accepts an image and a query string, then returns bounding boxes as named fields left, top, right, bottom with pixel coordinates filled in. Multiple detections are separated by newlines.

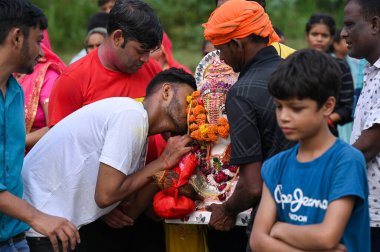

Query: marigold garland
left=187, top=91, right=230, bottom=142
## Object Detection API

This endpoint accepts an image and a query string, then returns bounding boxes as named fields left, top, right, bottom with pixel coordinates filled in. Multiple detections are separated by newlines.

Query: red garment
left=161, top=32, right=192, bottom=74
left=48, top=49, right=162, bottom=126
left=48, top=49, right=166, bottom=163
left=153, top=153, right=197, bottom=219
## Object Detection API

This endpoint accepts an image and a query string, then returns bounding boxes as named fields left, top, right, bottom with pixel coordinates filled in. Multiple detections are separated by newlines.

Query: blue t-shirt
left=262, top=139, right=370, bottom=252
left=0, top=75, right=29, bottom=240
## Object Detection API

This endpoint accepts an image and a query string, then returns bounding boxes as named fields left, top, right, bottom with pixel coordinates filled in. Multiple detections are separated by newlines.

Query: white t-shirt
left=350, top=58, right=380, bottom=227
left=22, top=97, right=149, bottom=236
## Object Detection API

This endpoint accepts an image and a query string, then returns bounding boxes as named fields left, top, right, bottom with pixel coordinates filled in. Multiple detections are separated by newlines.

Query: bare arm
left=26, top=127, right=49, bottom=149
left=225, top=161, right=263, bottom=214
left=95, top=135, right=192, bottom=208
left=270, top=197, right=355, bottom=250
left=251, top=184, right=304, bottom=252
left=26, top=102, right=50, bottom=149
left=352, top=124, right=380, bottom=162
left=0, top=191, right=79, bottom=252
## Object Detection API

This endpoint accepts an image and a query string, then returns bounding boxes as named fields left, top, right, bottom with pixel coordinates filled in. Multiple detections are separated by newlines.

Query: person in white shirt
left=341, top=0, right=380, bottom=251
left=22, top=68, right=196, bottom=252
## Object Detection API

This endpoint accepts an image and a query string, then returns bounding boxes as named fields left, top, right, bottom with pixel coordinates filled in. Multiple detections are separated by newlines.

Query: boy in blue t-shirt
left=250, top=49, right=370, bottom=252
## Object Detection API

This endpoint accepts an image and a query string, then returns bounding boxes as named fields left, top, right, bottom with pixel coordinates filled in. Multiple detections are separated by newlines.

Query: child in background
left=250, top=49, right=370, bottom=252
left=305, top=14, right=354, bottom=137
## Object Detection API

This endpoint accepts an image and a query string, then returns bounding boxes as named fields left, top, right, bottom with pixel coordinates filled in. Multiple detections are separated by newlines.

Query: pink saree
left=18, top=31, right=66, bottom=133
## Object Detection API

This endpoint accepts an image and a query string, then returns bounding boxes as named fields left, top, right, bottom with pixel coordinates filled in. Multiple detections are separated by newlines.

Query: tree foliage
left=31, top=0, right=346, bottom=63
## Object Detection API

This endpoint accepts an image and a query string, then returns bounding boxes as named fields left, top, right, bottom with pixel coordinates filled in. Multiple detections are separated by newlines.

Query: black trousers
left=371, top=227, right=380, bottom=252
left=27, top=237, right=75, bottom=252
left=77, top=215, right=165, bottom=252
left=207, top=226, right=248, bottom=252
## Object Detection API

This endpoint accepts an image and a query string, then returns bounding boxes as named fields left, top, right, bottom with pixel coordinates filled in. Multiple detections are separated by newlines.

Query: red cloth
left=48, top=49, right=162, bottom=126
left=153, top=153, right=197, bottom=219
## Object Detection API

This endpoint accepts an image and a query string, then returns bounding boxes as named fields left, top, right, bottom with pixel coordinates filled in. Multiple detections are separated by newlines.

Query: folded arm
left=270, top=196, right=355, bottom=251
left=251, top=183, right=307, bottom=252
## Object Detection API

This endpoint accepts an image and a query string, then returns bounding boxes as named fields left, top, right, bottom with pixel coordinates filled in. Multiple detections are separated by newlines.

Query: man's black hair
left=98, top=0, right=114, bottom=7
left=346, top=0, right=380, bottom=21
left=88, top=12, right=109, bottom=32
left=0, top=0, right=47, bottom=45
left=268, top=49, right=342, bottom=109
left=146, top=68, right=196, bottom=97
left=305, top=13, right=336, bottom=36
left=108, top=0, right=163, bottom=50
left=248, top=33, right=269, bottom=44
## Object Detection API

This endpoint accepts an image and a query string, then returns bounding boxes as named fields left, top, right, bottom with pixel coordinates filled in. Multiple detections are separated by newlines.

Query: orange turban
left=203, top=0, right=280, bottom=46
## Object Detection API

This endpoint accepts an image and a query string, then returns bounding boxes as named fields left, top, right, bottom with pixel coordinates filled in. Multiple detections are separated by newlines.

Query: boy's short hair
left=268, top=49, right=342, bottom=108
left=146, top=68, right=196, bottom=97
left=0, top=0, right=47, bottom=45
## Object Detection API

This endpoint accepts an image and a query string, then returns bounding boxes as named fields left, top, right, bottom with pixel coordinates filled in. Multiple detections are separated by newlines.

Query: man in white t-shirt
left=341, top=1, right=380, bottom=251
left=22, top=68, right=196, bottom=252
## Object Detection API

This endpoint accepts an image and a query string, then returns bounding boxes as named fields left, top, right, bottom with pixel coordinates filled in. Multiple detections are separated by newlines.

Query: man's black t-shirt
left=226, top=45, right=294, bottom=166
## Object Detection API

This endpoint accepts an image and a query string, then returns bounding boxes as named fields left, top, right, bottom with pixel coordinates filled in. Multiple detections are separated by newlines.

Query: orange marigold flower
left=193, top=105, right=206, bottom=116
left=189, top=115, right=196, bottom=123
left=218, top=117, right=228, bottom=126
left=191, top=100, right=198, bottom=107
left=196, top=113, right=207, bottom=121
left=192, top=91, right=200, bottom=98
left=208, top=133, right=218, bottom=142
left=209, top=124, right=219, bottom=133
left=191, top=130, right=202, bottom=140
left=218, top=126, right=229, bottom=138
left=189, top=123, right=199, bottom=131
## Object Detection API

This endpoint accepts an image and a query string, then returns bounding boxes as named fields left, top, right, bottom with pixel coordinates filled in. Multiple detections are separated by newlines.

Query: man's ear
left=111, top=29, right=124, bottom=47
left=230, top=38, right=243, bottom=49
left=161, top=83, right=172, bottom=101
left=324, top=96, right=336, bottom=116
left=371, top=16, right=380, bottom=34
left=9, top=28, right=24, bottom=49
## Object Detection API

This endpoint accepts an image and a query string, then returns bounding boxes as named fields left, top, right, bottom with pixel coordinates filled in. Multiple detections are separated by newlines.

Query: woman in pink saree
left=17, top=31, right=66, bottom=150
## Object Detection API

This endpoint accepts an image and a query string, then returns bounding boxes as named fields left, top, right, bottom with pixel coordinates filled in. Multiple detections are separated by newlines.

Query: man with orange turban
left=203, top=0, right=294, bottom=250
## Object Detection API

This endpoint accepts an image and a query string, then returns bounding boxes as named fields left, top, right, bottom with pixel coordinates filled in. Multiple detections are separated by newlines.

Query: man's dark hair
left=247, top=33, right=269, bottom=44
left=108, top=0, right=163, bottom=50
left=347, top=0, right=380, bottom=20
left=98, top=0, right=113, bottom=7
left=305, top=13, right=335, bottom=36
left=268, top=49, right=342, bottom=109
left=0, top=0, right=47, bottom=45
left=88, top=12, right=109, bottom=32
left=146, top=68, right=196, bottom=97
